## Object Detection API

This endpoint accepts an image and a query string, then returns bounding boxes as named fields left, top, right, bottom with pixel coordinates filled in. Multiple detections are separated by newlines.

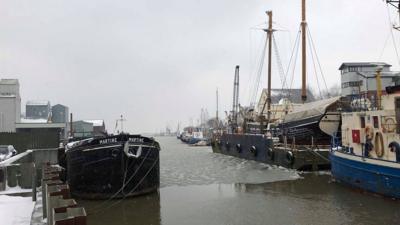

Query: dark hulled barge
left=66, top=134, right=160, bottom=199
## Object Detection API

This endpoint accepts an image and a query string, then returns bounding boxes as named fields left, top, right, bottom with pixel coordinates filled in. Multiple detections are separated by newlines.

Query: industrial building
left=26, top=100, right=51, bottom=120
left=0, top=79, right=21, bottom=132
left=339, top=62, right=400, bottom=100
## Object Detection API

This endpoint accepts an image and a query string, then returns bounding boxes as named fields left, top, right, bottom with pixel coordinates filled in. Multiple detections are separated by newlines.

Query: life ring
left=267, top=148, right=275, bottom=160
left=374, top=132, right=384, bottom=158
left=236, top=144, right=241, bottom=152
left=250, top=146, right=257, bottom=156
left=286, top=151, right=294, bottom=165
left=365, top=125, right=374, bottom=139
left=383, top=118, right=396, bottom=133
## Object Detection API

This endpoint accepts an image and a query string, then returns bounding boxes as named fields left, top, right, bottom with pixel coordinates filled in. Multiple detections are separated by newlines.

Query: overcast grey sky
left=1, top=0, right=399, bottom=133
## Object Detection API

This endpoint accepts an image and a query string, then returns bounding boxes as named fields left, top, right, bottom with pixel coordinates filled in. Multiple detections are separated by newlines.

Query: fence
left=0, top=131, right=60, bottom=152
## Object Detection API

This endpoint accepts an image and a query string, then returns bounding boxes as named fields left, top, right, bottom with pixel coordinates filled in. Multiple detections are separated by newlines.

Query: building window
left=348, top=67, right=359, bottom=72
left=341, top=81, right=363, bottom=88
left=360, top=116, right=366, bottom=128
left=373, top=116, right=379, bottom=128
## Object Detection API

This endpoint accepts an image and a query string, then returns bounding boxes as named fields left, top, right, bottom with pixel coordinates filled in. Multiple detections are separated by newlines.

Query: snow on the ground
left=0, top=195, right=34, bottom=225
left=0, top=186, right=32, bottom=195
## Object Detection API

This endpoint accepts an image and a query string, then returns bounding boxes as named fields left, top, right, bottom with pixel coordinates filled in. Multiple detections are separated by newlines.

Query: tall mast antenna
left=232, top=66, right=240, bottom=128
left=117, top=115, right=126, bottom=133
left=266, top=11, right=273, bottom=121
left=301, top=0, right=307, bottom=103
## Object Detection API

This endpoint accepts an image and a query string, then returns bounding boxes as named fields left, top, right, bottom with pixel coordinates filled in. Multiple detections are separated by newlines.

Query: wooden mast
left=301, top=0, right=307, bottom=103
left=266, top=11, right=273, bottom=122
left=216, top=88, right=219, bottom=128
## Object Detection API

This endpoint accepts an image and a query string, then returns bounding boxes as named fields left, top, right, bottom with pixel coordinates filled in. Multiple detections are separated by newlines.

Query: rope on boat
left=302, top=146, right=330, bottom=162
left=90, top=153, right=160, bottom=215
left=87, top=142, right=156, bottom=213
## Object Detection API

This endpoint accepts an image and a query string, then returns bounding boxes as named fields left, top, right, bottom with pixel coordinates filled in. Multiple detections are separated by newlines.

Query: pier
left=0, top=148, right=87, bottom=225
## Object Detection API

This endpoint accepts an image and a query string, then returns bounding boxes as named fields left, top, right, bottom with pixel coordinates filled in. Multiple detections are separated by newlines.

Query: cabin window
left=373, top=116, right=379, bottom=128
left=360, top=117, right=365, bottom=128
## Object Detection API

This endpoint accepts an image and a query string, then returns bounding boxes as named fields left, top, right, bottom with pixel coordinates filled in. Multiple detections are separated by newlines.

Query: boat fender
left=267, top=148, right=274, bottom=160
left=374, top=132, right=385, bottom=158
left=286, top=151, right=294, bottom=164
left=250, top=146, right=257, bottom=156
left=236, top=144, right=241, bottom=152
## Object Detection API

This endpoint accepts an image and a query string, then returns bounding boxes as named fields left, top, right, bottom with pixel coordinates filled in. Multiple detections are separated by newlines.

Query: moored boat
left=211, top=1, right=332, bottom=171
left=330, top=83, right=400, bottom=198
left=66, top=134, right=160, bottom=199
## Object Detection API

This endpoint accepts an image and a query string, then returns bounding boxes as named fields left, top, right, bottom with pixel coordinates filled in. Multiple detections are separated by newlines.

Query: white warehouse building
left=339, top=62, right=400, bottom=99
left=0, top=79, right=21, bottom=132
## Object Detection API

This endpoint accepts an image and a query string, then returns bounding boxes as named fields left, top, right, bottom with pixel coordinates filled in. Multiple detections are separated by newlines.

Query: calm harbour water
left=80, top=136, right=400, bottom=225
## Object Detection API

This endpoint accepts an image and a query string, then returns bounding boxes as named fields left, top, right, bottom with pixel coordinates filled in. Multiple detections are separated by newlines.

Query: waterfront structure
left=26, top=100, right=51, bottom=120
left=339, top=62, right=400, bottom=100
left=0, top=79, right=21, bottom=132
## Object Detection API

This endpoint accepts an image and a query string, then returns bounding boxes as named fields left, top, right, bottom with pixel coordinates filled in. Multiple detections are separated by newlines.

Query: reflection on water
left=82, top=191, right=161, bottom=225
left=78, top=137, right=400, bottom=225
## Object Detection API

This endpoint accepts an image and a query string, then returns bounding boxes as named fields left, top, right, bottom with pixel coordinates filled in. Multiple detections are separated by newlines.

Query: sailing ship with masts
left=212, top=0, right=337, bottom=170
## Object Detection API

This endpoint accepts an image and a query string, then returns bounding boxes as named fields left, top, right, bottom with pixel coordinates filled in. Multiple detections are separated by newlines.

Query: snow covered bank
left=0, top=195, right=34, bottom=225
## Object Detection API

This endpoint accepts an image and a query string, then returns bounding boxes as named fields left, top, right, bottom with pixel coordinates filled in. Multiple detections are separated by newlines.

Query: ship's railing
left=340, top=94, right=384, bottom=112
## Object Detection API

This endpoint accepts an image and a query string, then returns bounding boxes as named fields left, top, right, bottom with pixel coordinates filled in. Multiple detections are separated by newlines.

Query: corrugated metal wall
left=0, top=131, right=59, bottom=152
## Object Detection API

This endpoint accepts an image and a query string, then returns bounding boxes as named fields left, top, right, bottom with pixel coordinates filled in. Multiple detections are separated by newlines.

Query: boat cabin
left=340, top=90, right=400, bottom=162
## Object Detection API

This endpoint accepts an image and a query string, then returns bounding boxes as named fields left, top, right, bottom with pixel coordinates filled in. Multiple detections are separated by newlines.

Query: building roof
left=26, top=100, right=50, bottom=106
left=15, top=122, right=66, bottom=129
left=83, top=120, right=104, bottom=127
left=339, top=62, right=391, bottom=70
left=52, top=104, right=68, bottom=109
left=0, top=79, right=19, bottom=85
left=20, top=118, right=49, bottom=123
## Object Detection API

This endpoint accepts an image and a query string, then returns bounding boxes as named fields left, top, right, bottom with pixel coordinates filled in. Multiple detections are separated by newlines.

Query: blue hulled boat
left=330, top=84, right=400, bottom=198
